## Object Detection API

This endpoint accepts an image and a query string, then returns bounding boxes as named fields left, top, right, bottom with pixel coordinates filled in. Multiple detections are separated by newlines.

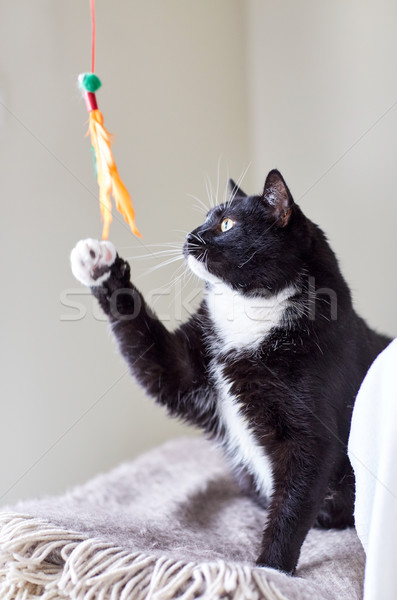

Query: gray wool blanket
left=0, top=437, right=365, bottom=600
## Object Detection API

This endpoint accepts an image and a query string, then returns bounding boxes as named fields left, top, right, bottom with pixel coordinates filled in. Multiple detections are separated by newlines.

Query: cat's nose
left=185, top=232, right=196, bottom=245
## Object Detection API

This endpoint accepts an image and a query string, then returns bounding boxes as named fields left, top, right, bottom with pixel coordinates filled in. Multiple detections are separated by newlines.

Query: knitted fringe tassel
left=0, top=513, right=287, bottom=600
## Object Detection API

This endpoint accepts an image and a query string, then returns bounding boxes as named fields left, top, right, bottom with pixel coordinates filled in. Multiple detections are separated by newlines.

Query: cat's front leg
left=70, top=239, right=214, bottom=428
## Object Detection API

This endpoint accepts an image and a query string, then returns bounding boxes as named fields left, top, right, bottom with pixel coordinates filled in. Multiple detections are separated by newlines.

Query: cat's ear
left=228, top=179, right=247, bottom=200
left=262, top=170, right=294, bottom=227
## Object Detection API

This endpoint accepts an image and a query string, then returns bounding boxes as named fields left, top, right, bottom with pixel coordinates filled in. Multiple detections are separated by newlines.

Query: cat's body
left=71, top=170, right=390, bottom=574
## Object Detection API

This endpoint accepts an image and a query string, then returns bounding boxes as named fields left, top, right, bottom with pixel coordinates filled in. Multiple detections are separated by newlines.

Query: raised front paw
left=70, top=238, right=117, bottom=287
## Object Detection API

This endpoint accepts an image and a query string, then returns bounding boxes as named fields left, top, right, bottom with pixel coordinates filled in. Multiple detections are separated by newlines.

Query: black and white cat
left=71, top=169, right=390, bottom=574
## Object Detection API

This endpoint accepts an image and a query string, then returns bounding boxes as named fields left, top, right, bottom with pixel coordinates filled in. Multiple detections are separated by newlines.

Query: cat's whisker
left=193, top=205, right=207, bottom=215
left=124, top=240, right=185, bottom=258
left=147, top=246, right=184, bottom=253
left=223, top=165, right=230, bottom=206
left=151, top=257, right=200, bottom=316
left=134, top=255, right=184, bottom=280
left=120, top=242, right=183, bottom=251
left=203, top=176, right=210, bottom=207
left=149, top=272, right=191, bottom=315
left=125, top=249, right=182, bottom=261
left=132, top=254, right=182, bottom=262
left=184, top=239, right=201, bottom=250
left=171, top=265, right=194, bottom=303
left=169, top=230, right=202, bottom=250
left=204, top=173, right=217, bottom=208
left=139, top=248, right=182, bottom=255
left=215, top=155, right=222, bottom=208
left=201, top=249, right=207, bottom=262
left=151, top=264, right=187, bottom=304
left=143, top=244, right=183, bottom=250
left=170, top=263, right=189, bottom=288
left=195, top=228, right=210, bottom=244
left=138, top=242, right=183, bottom=247
left=172, top=266, right=199, bottom=309
left=149, top=263, right=187, bottom=300
left=187, top=193, right=210, bottom=214
left=238, top=248, right=261, bottom=268
left=190, top=233, right=205, bottom=246
left=227, top=162, right=251, bottom=208
left=145, top=255, right=184, bottom=273
left=175, top=275, right=198, bottom=312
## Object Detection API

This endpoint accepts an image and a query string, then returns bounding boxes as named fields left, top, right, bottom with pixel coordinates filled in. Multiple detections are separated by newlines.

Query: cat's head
left=183, top=170, right=313, bottom=296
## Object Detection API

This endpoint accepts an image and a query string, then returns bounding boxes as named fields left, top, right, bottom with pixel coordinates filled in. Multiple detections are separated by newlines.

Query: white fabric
left=348, top=338, right=397, bottom=600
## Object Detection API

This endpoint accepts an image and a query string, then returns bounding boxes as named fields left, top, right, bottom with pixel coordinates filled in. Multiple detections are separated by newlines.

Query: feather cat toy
left=79, top=0, right=141, bottom=240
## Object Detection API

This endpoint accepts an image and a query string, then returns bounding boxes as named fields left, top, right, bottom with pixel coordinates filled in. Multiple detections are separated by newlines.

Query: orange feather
left=88, top=109, right=142, bottom=240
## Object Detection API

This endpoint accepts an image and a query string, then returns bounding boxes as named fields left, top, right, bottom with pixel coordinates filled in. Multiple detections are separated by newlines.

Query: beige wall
left=0, top=1, right=250, bottom=504
left=1, top=1, right=396, bottom=505
left=246, top=0, right=397, bottom=334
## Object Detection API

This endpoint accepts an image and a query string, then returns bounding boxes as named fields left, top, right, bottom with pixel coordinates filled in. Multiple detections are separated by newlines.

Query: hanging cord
left=78, top=0, right=142, bottom=239
left=90, top=0, right=96, bottom=73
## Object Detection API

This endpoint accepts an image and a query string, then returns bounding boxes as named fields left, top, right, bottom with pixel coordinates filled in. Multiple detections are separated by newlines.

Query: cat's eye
left=221, top=218, right=235, bottom=232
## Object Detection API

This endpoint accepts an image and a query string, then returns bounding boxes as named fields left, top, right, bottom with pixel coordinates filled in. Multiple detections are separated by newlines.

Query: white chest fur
left=213, top=364, right=274, bottom=501
left=206, top=281, right=295, bottom=353
left=187, top=256, right=288, bottom=500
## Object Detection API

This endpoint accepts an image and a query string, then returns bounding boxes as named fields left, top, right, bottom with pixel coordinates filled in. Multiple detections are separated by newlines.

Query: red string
left=90, top=0, right=96, bottom=73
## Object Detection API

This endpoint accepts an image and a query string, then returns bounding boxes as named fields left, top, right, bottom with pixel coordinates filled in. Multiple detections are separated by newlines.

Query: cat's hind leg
left=313, top=464, right=355, bottom=529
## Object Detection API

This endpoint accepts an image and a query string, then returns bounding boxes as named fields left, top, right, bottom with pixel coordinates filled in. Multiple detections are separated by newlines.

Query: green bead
left=79, top=73, right=102, bottom=93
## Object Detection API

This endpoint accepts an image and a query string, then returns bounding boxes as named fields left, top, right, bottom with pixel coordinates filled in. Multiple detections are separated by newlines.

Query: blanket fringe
left=0, top=513, right=288, bottom=600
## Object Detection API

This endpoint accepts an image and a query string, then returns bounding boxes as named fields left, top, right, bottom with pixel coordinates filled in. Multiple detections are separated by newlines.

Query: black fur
left=89, top=170, right=390, bottom=574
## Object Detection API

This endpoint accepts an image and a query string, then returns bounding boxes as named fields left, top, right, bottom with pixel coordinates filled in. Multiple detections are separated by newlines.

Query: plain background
left=1, top=0, right=396, bottom=505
